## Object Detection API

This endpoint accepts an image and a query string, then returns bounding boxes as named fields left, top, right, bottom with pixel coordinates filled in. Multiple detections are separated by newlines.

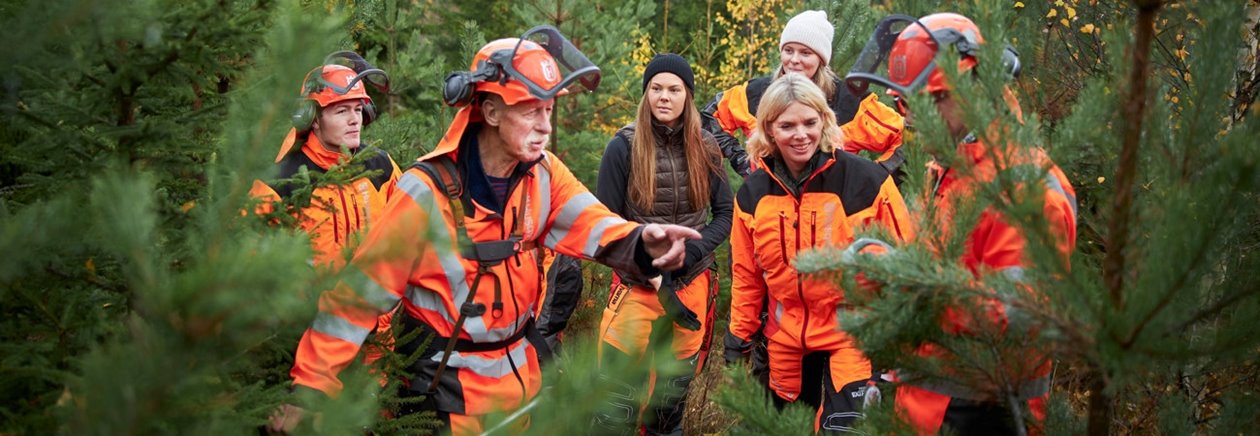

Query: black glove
left=656, top=272, right=700, bottom=331
left=722, top=331, right=753, bottom=364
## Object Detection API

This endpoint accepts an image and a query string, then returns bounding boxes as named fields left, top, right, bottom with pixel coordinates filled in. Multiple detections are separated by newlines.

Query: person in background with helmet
left=844, top=12, right=1078, bottom=434
left=725, top=73, right=912, bottom=433
left=250, top=51, right=401, bottom=373
left=702, top=9, right=907, bottom=181
left=590, top=53, right=732, bottom=435
left=267, top=27, right=702, bottom=435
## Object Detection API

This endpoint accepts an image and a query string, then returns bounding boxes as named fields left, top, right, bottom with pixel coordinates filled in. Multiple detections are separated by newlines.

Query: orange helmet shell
left=471, top=38, right=567, bottom=105
left=304, top=64, right=373, bottom=108
left=889, top=13, right=984, bottom=94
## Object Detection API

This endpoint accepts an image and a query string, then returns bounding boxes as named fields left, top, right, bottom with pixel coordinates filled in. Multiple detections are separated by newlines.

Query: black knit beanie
left=642, top=53, right=695, bottom=93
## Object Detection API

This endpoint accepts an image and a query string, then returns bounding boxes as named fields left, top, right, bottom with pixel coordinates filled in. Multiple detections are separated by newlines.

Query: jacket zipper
left=778, top=213, right=789, bottom=265
left=810, top=211, right=817, bottom=247
left=667, top=143, right=681, bottom=218
left=339, top=190, right=354, bottom=237
left=351, top=191, right=363, bottom=230
left=795, top=198, right=807, bottom=351
left=883, top=199, right=903, bottom=238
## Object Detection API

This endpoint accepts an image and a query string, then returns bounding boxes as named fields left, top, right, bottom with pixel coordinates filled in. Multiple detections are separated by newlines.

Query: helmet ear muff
left=1001, top=45, right=1021, bottom=79
left=443, top=59, right=504, bottom=107
left=292, top=99, right=318, bottom=131
left=293, top=67, right=325, bottom=131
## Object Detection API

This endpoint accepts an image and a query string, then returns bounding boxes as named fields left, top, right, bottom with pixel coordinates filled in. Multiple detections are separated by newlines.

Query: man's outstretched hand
left=641, top=224, right=701, bottom=271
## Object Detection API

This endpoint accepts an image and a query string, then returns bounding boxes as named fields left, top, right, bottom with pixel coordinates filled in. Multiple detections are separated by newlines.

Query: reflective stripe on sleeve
left=343, top=264, right=401, bottom=312
left=312, top=311, right=372, bottom=344
left=544, top=192, right=600, bottom=248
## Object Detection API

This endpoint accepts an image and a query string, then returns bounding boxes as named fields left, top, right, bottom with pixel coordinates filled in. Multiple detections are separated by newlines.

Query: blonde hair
left=774, top=56, right=839, bottom=100
left=627, top=86, right=721, bottom=211
left=746, top=74, right=843, bottom=162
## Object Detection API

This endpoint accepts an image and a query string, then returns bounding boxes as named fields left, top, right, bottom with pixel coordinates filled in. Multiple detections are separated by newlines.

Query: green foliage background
left=1, top=0, right=1258, bottom=434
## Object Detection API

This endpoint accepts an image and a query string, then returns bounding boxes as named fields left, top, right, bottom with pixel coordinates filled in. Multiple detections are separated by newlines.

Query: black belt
left=398, top=313, right=553, bottom=361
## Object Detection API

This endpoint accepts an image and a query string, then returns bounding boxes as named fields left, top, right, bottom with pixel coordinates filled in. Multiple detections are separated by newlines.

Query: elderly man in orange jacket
left=268, top=27, right=701, bottom=435
left=845, top=12, right=1078, bottom=435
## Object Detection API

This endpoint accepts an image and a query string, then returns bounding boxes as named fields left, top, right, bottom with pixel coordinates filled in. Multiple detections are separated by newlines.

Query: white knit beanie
left=779, top=10, right=834, bottom=66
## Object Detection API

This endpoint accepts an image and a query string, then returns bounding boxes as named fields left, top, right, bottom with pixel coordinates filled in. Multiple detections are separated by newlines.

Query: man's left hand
left=641, top=224, right=701, bottom=271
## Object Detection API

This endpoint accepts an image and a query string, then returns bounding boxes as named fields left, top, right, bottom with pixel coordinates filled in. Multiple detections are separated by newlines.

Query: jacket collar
left=300, top=132, right=350, bottom=170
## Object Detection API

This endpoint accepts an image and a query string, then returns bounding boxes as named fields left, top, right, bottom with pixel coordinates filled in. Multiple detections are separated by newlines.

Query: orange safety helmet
left=442, top=25, right=601, bottom=107
left=845, top=13, right=1019, bottom=98
left=280, top=51, right=390, bottom=160
left=292, top=51, right=390, bottom=131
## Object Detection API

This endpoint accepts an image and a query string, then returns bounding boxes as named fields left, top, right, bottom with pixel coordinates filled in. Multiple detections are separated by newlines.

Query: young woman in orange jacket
left=724, top=73, right=912, bottom=433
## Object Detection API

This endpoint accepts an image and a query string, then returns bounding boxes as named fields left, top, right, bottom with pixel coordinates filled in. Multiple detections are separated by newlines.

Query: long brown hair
left=627, top=89, right=720, bottom=211
left=746, top=74, right=843, bottom=162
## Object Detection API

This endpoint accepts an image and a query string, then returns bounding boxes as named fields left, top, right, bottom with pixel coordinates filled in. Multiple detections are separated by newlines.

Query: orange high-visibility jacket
left=702, top=76, right=905, bottom=176
left=250, top=133, right=402, bottom=267
left=912, top=137, right=1078, bottom=398
left=289, top=106, right=653, bottom=415
left=728, top=150, right=912, bottom=356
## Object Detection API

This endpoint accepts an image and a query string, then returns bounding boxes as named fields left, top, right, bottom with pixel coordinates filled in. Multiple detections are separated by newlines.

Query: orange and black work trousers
left=769, top=350, right=872, bottom=434
left=393, top=314, right=552, bottom=436
left=896, top=384, right=1048, bottom=435
left=593, top=271, right=714, bottom=435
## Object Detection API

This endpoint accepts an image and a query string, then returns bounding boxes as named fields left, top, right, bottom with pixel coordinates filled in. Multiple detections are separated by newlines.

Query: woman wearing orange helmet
left=725, top=73, right=912, bottom=433
left=591, top=53, right=733, bottom=435
left=845, top=12, right=1077, bottom=435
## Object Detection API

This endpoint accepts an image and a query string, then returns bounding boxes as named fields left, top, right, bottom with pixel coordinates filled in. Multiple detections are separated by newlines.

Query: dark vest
left=616, top=122, right=716, bottom=285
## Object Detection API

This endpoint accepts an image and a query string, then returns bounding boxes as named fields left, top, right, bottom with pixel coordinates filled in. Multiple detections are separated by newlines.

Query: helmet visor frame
left=845, top=15, right=949, bottom=97
left=309, top=51, right=391, bottom=99
left=489, top=25, right=601, bottom=102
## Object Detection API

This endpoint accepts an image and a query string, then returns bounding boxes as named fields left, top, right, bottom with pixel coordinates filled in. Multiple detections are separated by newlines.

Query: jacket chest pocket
left=802, top=199, right=855, bottom=250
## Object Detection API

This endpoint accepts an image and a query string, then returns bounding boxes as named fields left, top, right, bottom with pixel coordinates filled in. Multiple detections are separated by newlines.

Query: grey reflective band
left=312, top=311, right=372, bottom=345
left=545, top=192, right=600, bottom=247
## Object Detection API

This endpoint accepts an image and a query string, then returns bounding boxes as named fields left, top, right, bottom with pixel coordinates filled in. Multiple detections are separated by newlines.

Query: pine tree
left=791, top=1, right=1260, bottom=434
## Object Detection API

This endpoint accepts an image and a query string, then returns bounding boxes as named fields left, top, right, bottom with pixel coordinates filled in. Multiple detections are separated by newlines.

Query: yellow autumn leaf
left=1047, top=8, right=1058, bottom=18
left=1054, top=0, right=1065, bottom=5
left=1183, top=72, right=1192, bottom=82
left=1171, top=96, right=1179, bottom=104
left=1097, top=176, right=1106, bottom=184
left=1014, top=1, right=1025, bottom=8
left=1066, top=6, right=1077, bottom=19
left=1080, top=23, right=1095, bottom=33
left=1175, top=48, right=1188, bottom=61
left=1061, top=18, right=1070, bottom=27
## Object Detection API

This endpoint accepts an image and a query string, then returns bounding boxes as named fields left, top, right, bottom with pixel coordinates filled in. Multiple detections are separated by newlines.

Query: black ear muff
left=442, top=60, right=502, bottom=107
left=361, top=98, right=377, bottom=126
left=1002, top=45, right=1022, bottom=79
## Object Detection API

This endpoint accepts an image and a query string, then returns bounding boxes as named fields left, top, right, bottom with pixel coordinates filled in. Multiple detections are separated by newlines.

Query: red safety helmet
left=845, top=13, right=1018, bottom=98
left=443, top=25, right=601, bottom=106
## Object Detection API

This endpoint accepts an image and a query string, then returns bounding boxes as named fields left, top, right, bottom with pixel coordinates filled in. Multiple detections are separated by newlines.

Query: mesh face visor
left=844, top=15, right=941, bottom=96
left=490, top=25, right=601, bottom=101
left=316, top=51, right=391, bottom=96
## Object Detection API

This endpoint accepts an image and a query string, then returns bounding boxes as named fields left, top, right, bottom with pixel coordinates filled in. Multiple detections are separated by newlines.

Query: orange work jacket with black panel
left=701, top=76, right=906, bottom=179
left=251, top=133, right=402, bottom=267
left=893, top=137, right=1077, bottom=435
left=727, top=150, right=912, bottom=401
left=897, top=137, right=1078, bottom=411
left=288, top=106, right=657, bottom=416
